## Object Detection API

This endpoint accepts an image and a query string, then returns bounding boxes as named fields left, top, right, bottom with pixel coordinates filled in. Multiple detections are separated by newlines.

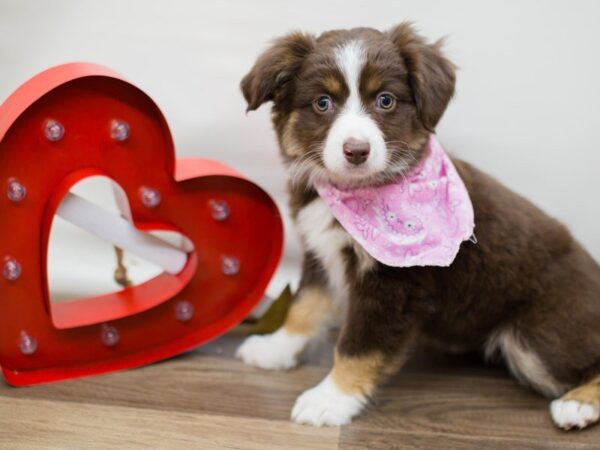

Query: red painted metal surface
left=0, top=63, right=283, bottom=386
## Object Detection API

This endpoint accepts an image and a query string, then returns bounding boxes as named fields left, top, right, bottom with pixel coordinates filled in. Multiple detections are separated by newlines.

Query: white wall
left=1, top=0, right=599, bottom=298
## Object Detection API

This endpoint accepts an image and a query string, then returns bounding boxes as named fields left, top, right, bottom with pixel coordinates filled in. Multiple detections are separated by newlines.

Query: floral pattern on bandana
left=315, top=135, right=475, bottom=267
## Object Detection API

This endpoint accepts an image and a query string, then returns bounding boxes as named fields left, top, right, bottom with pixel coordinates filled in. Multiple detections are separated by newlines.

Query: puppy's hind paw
left=550, top=399, right=600, bottom=430
left=235, top=329, right=308, bottom=370
left=291, top=375, right=366, bottom=427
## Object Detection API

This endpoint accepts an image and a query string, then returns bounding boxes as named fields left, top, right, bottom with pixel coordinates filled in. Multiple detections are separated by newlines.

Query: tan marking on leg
left=281, top=111, right=303, bottom=157
left=330, top=351, right=397, bottom=397
left=283, top=287, right=334, bottom=336
left=551, top=374, right=600, bottom=430
left=561, top=374, right=600, bottom=409
left=330, top=328, right=418, bottom=397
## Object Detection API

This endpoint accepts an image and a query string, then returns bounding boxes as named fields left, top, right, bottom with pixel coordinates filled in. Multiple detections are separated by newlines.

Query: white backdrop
left=1, top=0, right=599, bottom=301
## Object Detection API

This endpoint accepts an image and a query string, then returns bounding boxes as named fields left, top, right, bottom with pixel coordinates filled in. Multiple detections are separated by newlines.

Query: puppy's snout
left=343, top=139, right=370, bottom=165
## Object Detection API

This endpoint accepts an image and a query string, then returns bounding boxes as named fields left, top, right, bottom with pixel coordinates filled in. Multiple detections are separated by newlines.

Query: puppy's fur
left=236, top=23, right=600, bottom=429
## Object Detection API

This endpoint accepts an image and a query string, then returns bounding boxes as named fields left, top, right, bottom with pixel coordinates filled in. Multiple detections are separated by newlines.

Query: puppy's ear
left=241, top=31, right=315, bottom=112
left=388, top=22, right=456, bottom=131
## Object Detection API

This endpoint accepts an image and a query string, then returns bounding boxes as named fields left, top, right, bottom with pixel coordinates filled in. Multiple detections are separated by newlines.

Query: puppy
left=236, top=23, right=600, bottom=429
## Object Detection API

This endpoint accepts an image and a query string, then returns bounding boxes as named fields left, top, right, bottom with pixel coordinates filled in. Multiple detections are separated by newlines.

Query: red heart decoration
left=0, top=63, right=283, bottom=386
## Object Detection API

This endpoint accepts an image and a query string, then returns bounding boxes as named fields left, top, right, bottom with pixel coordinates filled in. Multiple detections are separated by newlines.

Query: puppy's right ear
left=241, top=32, right=315, bottom=112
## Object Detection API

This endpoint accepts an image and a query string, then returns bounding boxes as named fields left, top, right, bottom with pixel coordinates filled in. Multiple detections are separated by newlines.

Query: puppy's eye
left=375, top=92, right=396, bottom=111
left=313, top=95, right=334, bottom=113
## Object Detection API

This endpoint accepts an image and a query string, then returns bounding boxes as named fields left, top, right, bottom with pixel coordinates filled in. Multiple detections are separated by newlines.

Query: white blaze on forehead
left=321, top=40, right=387, bottom=177
left=335, top=40, right=365, bottom=115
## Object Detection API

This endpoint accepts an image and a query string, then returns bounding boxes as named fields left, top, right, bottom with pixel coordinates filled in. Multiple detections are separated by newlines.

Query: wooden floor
left=1, top=326, right=599, bottom=450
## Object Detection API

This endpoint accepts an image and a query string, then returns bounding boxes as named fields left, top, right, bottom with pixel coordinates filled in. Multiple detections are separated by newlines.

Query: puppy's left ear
left=388, top=22, right=456, bottom=131
left=241, top=31, right=316, bottom=112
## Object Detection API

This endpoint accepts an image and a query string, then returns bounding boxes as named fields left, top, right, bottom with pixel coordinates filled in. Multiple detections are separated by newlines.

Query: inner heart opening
left=47, top=175, right=196, bottom=329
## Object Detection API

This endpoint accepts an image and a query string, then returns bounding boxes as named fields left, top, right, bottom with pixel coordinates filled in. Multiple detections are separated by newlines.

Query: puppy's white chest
left=296, top=198, right=351, bottom=299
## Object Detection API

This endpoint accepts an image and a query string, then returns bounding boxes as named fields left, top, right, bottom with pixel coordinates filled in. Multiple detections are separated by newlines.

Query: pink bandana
left=315, top=135, right=475, bottom=267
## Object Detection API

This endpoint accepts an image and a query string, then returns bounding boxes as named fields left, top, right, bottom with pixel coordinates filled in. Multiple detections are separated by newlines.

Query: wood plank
left=2, top=327, right=600, bottom=449
left=339, top=427, right=597, bottom=450
left=0, top=397, right=339, bottom=450
left=0, top=329, right=332, bottom=422
left=341, top=371, right=600, bottom=448
left=0, top=355, right=330, bottom=422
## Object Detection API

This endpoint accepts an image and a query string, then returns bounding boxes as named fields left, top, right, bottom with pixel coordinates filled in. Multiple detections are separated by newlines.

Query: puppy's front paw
left=550, top=399, right=600, bottom=430
left=291, top=375, right=366, bottom=426
left=235, top=329, right=308, bottom=370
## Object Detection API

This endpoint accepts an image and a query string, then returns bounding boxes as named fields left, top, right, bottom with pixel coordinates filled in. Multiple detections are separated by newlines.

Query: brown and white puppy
left=236, top=23, right=600, bottom=429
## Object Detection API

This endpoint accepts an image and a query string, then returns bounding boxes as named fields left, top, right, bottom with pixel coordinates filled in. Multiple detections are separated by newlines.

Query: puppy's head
left=241, top=23, right=455, bottom=188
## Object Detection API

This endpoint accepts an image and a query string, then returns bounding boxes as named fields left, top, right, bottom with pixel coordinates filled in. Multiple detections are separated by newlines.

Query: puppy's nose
left=343, top=139, right=370, bottom=165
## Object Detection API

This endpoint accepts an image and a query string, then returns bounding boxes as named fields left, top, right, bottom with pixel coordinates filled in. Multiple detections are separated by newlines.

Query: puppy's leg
left=551, top=375, right=600, bottom=430
left=487, top=327, right=600, bottom=429
left=486, top=328, right=569, bottom=398
left=291, top=292, right=418, bottom=426
left=236, top=286, right=334, bottom=370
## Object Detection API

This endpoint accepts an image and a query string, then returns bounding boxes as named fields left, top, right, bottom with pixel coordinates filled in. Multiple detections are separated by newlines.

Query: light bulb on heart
left=0, top=63, right=283, bottom=386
